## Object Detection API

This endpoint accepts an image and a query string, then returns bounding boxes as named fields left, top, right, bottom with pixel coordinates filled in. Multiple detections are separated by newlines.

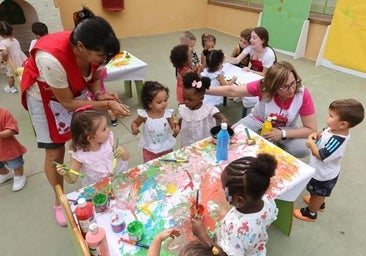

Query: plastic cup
left=92, top=193, right=108, bottom=213
left=127, top=220, right=143, bottom=241
left=110, top=212, right=126, bottom=233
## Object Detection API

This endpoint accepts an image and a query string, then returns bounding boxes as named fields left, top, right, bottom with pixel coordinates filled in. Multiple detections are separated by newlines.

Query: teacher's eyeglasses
left=279, top=80, right=298, bottom=91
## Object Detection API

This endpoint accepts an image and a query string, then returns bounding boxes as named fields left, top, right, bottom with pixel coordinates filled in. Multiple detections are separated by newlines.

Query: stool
left=124, top=80, right=143, bottom=106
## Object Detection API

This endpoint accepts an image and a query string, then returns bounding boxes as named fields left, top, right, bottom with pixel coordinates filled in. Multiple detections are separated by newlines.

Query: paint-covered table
left=105, top=52, right=148, bottom=105
left=67, top=124, right=314, bottom=255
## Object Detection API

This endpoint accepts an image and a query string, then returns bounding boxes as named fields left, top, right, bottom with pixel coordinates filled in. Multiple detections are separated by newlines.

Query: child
left=0, top=108, right=27, bottom=191
left=179, top=72, right=229, bottom=147
left=180, top=31, right=200, bottom=69
left=192, top=153, right=278, bottom=256
left=170, top=44, right=199, bottom=104
left=201, top=49, right=236, bottom=106
left=56, top=107, right=129, bottom=187
left=131, top=81, right=180, bottom=162
left=294, top=99, right=364, bottom=222
left=200, top=33, right=216, bottom=69
left=87, top=67, right=118, bottom=126
left=28, top=22, right=48, bottom=52
left=147, top=228, right=224, bottom=256
left=230, top=28, right=252, bottom=68
left=0, top=21, right=27, bottom=94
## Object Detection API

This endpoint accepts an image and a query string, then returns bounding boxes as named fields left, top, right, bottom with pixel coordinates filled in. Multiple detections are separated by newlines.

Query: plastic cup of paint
left=110, top=212, right=126, bottom=233
left=127, top=220, right=143, bottom=241
left=190, top=202, right=205, bottom=220
left=92, top=193, right=108, bottom=213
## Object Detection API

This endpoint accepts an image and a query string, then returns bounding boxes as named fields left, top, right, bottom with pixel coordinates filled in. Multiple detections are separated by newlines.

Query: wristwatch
left=281, top=129, right=287, bottom=140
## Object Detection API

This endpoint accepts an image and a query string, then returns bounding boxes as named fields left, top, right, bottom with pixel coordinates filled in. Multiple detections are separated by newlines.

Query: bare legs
left=308, top=194, right=325, bottom=213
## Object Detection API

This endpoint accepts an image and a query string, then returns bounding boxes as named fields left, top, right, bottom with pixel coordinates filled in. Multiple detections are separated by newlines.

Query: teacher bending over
left=207, top=61, right=317, bottom=158
left=20, top=8, right=130, bottom=226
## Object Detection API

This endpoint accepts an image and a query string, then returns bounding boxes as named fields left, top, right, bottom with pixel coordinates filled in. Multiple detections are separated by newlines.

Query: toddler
left=179, top=72, right=228, bottom=147
left=0, top=21, right=27, bottom=94
left=201, top=49, right=236, bottom=106
left=192, top=153, right=278, bottom=256
left=28, top=22, right=48, bottom=52
left=294, top=99, right=364, bottom=221
left=180, top=30, right=200, bottom=69
left=200, top=33, right=216, bottom=69
left=131, top=81, right=180, bottom=162
left=230, top=28, right=252, bottom=68
left=56, top=107, right=129, bottom=187
left=0, top=108, right=27, bottom=191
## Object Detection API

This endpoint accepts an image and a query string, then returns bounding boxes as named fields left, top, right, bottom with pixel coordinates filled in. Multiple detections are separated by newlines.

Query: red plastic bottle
left=86, top=223, right=110, bottom=256
left=75, top=198, right=95, bottom=238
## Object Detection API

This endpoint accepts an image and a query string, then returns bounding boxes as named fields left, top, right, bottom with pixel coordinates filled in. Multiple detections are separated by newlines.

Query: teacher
left=20, top=7, right=130, bottom=226
left=206, top=61, right=317, bottom=158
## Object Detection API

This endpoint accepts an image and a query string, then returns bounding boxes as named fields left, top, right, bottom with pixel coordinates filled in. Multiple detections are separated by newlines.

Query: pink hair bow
left=75, top=105, right=93, bottom=113
left=192, top=80, right=202, bottom=89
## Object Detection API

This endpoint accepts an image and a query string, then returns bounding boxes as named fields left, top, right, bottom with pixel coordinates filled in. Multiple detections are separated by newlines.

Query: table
left=222, top=63, right=262, bottom=115
left=67, top=124, right=314, bottom=255
left=105, top=52, right=148, bottom=105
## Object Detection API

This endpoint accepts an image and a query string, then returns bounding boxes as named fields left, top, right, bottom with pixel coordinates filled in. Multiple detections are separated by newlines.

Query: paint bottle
left=260, top=117, right=273, bottom=136
left=75, top=198, right=95, bottom=238
left=216, top=122, right=230, bottom=161
left=86, top=223, right=110, bottom=256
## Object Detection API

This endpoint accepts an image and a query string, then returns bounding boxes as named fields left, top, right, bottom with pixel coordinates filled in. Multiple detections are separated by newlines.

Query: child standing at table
left=200, top=33, right=216, bottom=69
left=56, top=107, right=129, bottom=187
left=0, top=21, right=27, bottom=94
left=170, top=44, right=201, bottom=104
left=180, top=31, right=200, bottom=69
left=0, top=108, right=27, bottom=191
left=131, top=81, right=180, bottom=162
left=192, top=153, right=278, bottom=256
left=294, top=99, right=364, bottom=222
left=28, top=22, right=48, bottom=52
left=179, top=72, right=229, bottom=147
left=201, top=49, right=236, bottom=106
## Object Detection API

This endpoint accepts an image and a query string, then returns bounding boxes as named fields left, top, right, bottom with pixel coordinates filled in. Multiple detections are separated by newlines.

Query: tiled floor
left=1, top=29, right=365, bottom=255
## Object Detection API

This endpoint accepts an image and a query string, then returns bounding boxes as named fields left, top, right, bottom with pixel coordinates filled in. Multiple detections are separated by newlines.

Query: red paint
left=75, top=198, right=95, bottom=238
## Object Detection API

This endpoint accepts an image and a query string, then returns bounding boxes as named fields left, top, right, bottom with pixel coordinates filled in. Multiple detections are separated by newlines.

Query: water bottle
left=85, top=223, right=110, bottom=256
left=260, top=117, right=273, bottom=136
left=216, top=122, right=230, bottom=161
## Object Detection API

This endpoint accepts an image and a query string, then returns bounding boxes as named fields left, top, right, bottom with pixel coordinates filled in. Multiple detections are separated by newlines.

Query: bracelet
left=281, top=129, right=287, bottom=140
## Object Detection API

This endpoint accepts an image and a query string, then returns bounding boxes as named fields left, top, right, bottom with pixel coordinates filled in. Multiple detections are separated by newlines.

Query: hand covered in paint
left=191, top=218, right=206, bottom=238
left=56, top=163, right=68, bottom=176
left=114, top=146, right=130, bottom=161
left=156, top=228, right=180, bottom=242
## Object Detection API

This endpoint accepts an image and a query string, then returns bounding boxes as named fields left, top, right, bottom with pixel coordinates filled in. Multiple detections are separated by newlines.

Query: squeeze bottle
left=260, top=117, right=273, bottom=136
left=86, top=223, right=110, bottom=256
left=75, top=198, right=95, bottom=238
left=216, top=122, right=230, bottom=161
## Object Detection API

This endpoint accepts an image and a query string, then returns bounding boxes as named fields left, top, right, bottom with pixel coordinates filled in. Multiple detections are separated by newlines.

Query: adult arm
left=206, top=83, right=252, bottom=98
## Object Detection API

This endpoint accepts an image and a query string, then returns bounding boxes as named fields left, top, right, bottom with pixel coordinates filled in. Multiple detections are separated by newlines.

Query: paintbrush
left=196, top=189, right=200, bottom=211
left=119, top=237, right=150, bottom=249
left=112, top=137, right=119, bottom=174
left=160, top=159, right=188, bottom=163
left=245, top=127, right=256, bottom=145
left=52, top=161, right=85, bottom=178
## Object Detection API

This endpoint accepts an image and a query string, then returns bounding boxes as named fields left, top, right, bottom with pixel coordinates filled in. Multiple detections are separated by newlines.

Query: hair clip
left=75, top=105, right=93, bottom=113
left=212, top=246, right=220, bottom=255
left=192, top=80, right=202, bottom=89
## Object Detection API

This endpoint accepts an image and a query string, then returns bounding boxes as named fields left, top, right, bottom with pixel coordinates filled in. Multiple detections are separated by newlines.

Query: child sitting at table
left=230, top=28, right=252, bottom=69
left=170, top=44, right=201, bottom=104
left=147, top=228, right=224, bottom=256
left=192, top=153, right=278, bottom=256
left=200, top=33, right=216, bottom=69
left=294, top=99, right=364, bottom=222
left=201, top=49, right=237, bottom=106
left=179, top=72, right=229, bottom=147
left=56, top=107, right=129, bottom=187
left=131, top=81, right=180, bottom=162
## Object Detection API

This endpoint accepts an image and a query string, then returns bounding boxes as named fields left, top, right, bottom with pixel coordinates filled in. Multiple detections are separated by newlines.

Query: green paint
left=145, top=166, right=160, bottom=179
left=92, top=193, right=107, bottom=205
left=127, top=220, right=143, bottom=238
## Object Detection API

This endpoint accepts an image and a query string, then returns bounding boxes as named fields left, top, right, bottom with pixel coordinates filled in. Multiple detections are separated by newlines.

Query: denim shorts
left=306, top=176, right=339, bottom=197
left=0, top=155, right=25, bottom=170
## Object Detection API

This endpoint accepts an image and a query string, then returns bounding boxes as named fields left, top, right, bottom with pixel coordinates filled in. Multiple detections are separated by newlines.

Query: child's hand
left=114, top=146, right=129, bottom=160
left=242, top=67, right=250, bottom=72
left=157, top=228, right=180, bottom=242
left=56, top=163, right=68, bottom=176
left=131, top=122, right=140, bottom=135
left=172, top=123, right=180, bottom=137
left=221, top=118, right=230, bottom=124
left=229, top=76, right=237, bottom=85
left=191, top=218, right=206, bottom=238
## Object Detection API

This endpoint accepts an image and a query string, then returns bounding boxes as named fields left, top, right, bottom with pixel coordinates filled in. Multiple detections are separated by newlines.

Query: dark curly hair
left=223, top=153, right=277, bottom=200
left=170, top=44, right=190, bottom=69
left=183, top=72, right=211, bottom=95
left=141, top=81, right=169, bottom=110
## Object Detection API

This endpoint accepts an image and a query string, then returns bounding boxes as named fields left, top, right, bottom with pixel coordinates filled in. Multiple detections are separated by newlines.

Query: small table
left=67, top=125, right=314, bottom=255
left=105, top=52, right=148, bottom=105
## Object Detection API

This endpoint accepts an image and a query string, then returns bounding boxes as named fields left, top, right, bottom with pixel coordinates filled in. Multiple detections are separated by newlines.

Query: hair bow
left=75, top=105, right=93, bottom=113
left=192, top=80, right=202, bottom=89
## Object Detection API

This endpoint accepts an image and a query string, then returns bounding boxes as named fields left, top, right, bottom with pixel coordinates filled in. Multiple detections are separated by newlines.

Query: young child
left=0, top=21, right=27, bottom=94
left=56, top=107, right=129, bottom=187
left=200, top=33, right=216, bottom=69
left=179, top=72, right=229, bottom=147
left=0, top=108, right=27, bottom=191
left=294, top=99, right=364, bottom=222
left=192, top=153, right=278, bottom=255
left=201, top=49, right=236, bottom=106
left=180, top=30, right=200, bottom=69
left=87, top=67, right=118, bottom=126
left=28, top=22, right=48, bottom=52
left=147, top=228, right=224, bottom=256
left=170, top=44, right=199, bottom=104
left=230, top=28, right=252, bottom=68
left=131, top=81, right=180, bottom=162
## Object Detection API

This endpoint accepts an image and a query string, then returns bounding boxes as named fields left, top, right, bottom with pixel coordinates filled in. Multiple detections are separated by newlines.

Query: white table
left=105, top=52, right=148, bottom=105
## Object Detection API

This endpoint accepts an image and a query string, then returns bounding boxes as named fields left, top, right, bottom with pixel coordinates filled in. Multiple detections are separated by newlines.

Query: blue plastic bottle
left=216, top=123, right=230, bottom=161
